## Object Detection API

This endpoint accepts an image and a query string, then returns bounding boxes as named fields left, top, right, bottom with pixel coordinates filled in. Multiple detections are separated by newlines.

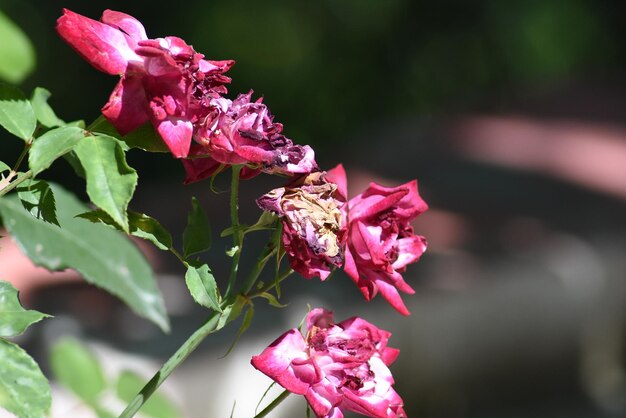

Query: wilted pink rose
left=57, top=9, right=234, bottom=158
left=252, top=308, right=405, bottom=418
left=185, top=91, right=317, bottom=179
left=256, top=171, right=345, bottom=280
left=332, top=166, right=427, bottom=316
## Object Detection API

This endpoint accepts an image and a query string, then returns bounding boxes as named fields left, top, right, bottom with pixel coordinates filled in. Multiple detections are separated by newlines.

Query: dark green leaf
left=116, top=370, right=179, bottom=418
left=0, top=281, right=48, bottom=337
left=78, top=210, right=173, bottom=251
left=221, top=305, right=254, bottom=358
left=182, top=197, right=211, bottom=258
left=30, top=87, right=65, bottom=128
left=0, top=11, right=35, bottom=84
left=49, top=338, right=106, bottom=404
left=0, top=339, right=50, bottom=418
left=28, top=126, right=85, bottom=175
left=0, top=184, right=169, bottom=331
left=74, top=134, right=137, bottom=232
left=17, top=179, right=59, bottom=226
left=89, top=116, right=169, bottom=153
left=185, top=264, right=221, bottom=312
left=0, top=83, right=36, bottom=140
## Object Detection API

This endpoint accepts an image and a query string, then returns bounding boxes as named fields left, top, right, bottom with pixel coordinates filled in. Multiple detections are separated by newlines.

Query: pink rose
left=57, top=9, right=234, bottom=158
left=256, top=171, right=346, bottom=280
left=251, top=308, right=405, bottom=418
left=184, top=91, right=317, bottom=180
left=328, top=165, right=428, bottom=315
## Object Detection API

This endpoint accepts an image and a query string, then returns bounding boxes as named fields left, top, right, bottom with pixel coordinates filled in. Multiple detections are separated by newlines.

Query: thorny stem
left=118, top=310, right=223, bottom=418
left=253, top=390, right=291, bottom=418
left=225, top=165, right=243, bottom=299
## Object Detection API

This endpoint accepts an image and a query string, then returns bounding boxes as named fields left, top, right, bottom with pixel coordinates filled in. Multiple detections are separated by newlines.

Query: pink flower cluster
left=252, top=308, right=406, bottom=418
left=58, top=10, right=429, bottom=417
left=56, top=9, right=316, bottom=175
left=257, top=164, right=427, bottom=316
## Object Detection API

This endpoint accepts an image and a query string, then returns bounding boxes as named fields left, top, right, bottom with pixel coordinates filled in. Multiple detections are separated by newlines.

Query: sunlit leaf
left=182, top=197, right=211, bottom=258
left=0, top=184, right=169, bottom=332
left=185, top=264, right=221, bottom=312
left=0, top=339, right=50, bottom=418
left=28, top=126, right=85, bottom=175
left=0, top=281, right=48, bottom=337
left=74, top=134, right=137, bottom=232
left=0, top=11, right=35, bottom=84
left=0, top=161, right=10, bottom=173
left=49, top=338, right=106, bottom=404
left=30, top=87, right=65, bottom=128
left=0, top=82, right=36, bottom=140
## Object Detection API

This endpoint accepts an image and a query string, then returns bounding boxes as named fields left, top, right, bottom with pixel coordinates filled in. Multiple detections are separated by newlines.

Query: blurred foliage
left=0, top=0, right=623, bottom=176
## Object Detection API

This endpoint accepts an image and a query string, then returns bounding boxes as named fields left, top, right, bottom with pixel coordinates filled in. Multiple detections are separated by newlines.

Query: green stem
left=241, top=243, right=278, bottom=295
left=225, top=165, right=243, bottom=299
left=252, top=269, right=294, bottom=297
left=254, top=390, right=291, bottom=418
left=118, top=311, right=222, bottom=418
left=0, top=170, right=33, bottom=197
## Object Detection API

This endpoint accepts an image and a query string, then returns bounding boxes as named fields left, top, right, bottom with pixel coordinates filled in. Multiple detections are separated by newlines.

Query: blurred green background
left=1, top=1, right=625, bottom=418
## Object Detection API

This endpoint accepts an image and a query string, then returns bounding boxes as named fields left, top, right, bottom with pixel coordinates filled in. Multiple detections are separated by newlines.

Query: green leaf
left=0, top=161, right=9, bottom=173
left=0, top=339, right=50, bottom=418
left=0, top=83, right=36, bottom=140
left=182, top=197, right=211, bottom=258
left=30, top=87, right=65, bottom=128
left=185, top=264, right=221, bottom=312
left=89, top=116, right=169, bottom=153
left=49, top=338, right=106, bottom=404
left=74, top=134, right=138, bottom=232
left=0, top=11, right=35, bottom=84
left=17, top=179, right=59, bottom=226
left=0, top=184, right=169, bottom=332
left=116, top=370, right=179, bottom=418
left=28, top=126, right=86, bottom=175
left=221, top=305, right=254, bottom=358
left=78, top=210, right=173, bottom=251
left=0, top=281, right=48, bottom=337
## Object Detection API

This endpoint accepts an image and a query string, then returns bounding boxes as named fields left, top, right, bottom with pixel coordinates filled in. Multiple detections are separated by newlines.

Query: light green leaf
left=116, top=370, right=179, bottom=418
left=30, top=87, right=65, bottom=128
left=78, top=210, right=173, bottom=251
left=89, top=116, right=169, bottom=153
left=17, top=179, right=59, bottom=226
left=0, top=11, right=35, bottom=84
left=0, top=184, right=169, bottom=332
left=28, top=126, right=85, bottom=175
left=49, top=338, right=106, bottom=404
left=74, top=135, right=138, bottom=232
left=185, top=264, right=221, bottom=312
left=0, top=339, right=50, bottom=418
left=182, top=197, right=211, bottom=258
left=0, top=83, right=36, bottom=140
left=0, top=281, right=48, bottom=337
left=0, top=161, right=9, bottom=172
